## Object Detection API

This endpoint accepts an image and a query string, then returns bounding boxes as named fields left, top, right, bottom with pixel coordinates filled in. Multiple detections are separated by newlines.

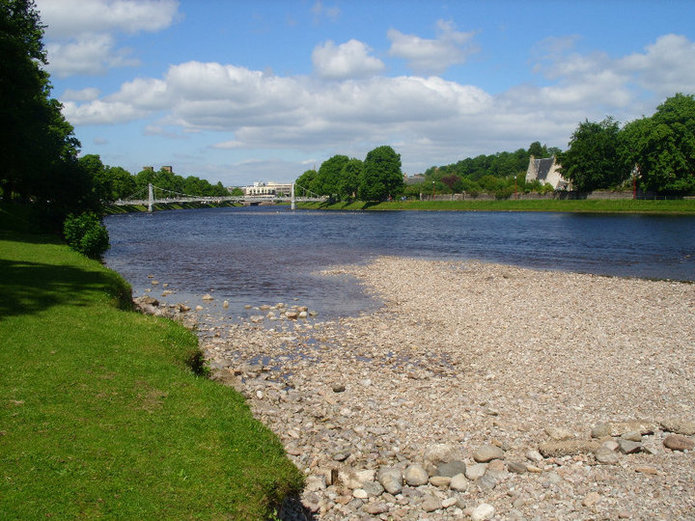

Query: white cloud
left=36, top=0, right=179, bottom=77
left=618, top=34, right=695, bottom=97
left=61, top=33, right=695, bottom=175
left=37, top=0, right=179, bottom=38
left=312, top=40, right=385, bottom=79
left=62, top=87, right=101, bottom=101
left=388, top=19, right=478, bottom=74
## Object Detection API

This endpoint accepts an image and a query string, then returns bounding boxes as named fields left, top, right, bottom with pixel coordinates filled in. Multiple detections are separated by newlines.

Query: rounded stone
left=663, top=434, right=695, bottom=451
left=421, top=495, right=442, bottom=513
left=437, top=460, right=467, bottom=477
left=404, top=464, right=428, bottom=486
left=378, top=467, right=403, bottom=495
left=471, top=503, right=495, bottom=521
left=473, top=445, right=505, bottom=463
left=450, top=473, right=469, bottom=492
left=594, top=446, right=619, bottom=464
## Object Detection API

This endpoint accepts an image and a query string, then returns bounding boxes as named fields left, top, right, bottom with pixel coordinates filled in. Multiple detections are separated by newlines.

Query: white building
left=525, top=156, right=570, bottom=190
left=242, top=181, right=293, bottom=197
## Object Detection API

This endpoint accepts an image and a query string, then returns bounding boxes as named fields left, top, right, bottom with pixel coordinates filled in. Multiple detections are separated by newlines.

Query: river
left=104, top=207, right=695, bottom=320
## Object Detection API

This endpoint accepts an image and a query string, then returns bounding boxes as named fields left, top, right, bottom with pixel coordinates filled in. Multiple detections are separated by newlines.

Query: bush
left=63, top=212, right=110, bottom=259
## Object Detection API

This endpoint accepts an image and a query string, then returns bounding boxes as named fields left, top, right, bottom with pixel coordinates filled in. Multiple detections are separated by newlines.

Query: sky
left=35, top=0, right=695, bottom=187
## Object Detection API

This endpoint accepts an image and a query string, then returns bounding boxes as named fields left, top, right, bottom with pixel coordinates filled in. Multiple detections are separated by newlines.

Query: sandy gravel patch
left=201, top=257, right=695, bottom=520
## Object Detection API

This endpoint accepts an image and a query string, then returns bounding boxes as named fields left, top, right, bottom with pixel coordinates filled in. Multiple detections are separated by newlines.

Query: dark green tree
left=0, top=0, right=88, bottom=223
left=358, top=145, right=403, bottom=201
left=559, top=117, right=628, bottom=192
left=315, top=155, right=349, bottom=198
left=295, top=169, right=318, bottom=195
left=337, top=158, right=362, bottom=199
left=621, top=93, right=695, bottom=194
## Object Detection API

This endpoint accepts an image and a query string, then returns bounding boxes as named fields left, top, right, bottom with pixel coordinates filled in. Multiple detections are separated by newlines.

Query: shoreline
left=199, top=256, right=695, bottom=520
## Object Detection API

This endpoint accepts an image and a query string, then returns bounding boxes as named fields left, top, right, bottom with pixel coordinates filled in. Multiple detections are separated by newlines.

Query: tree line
left=295, top=145, right=404, bottom=202
left=559, top=93, right=695, bottom=194
left=78, top=155, right=229, bottom=202
left=0, top=0, right=228, bottom=233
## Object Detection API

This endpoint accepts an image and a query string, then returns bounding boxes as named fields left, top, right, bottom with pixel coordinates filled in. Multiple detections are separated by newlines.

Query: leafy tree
left=229, top=187, right=244, bottom=196
left=358, top=146, right=403, bottom=201
left=295, top=169, right=318, bottom=195
left=441, top=174, right=462, bottom=193
left=527, top=141, right=548, bottom=158
left=559, top=117, right=628, bottom=191
left=106, top=166, right=136, bottom=200
left=0, top=0, right=88, bottom=223
left=315, top=155, right=349, bottom=198
left=337, top=158, right=362, bottom=199
left=622, top=93, right=695, bottom=194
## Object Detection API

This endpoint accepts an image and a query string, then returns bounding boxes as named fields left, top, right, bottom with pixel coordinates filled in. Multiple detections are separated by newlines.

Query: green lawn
left=0, top=231, right=303, bottom=520
left=298, top=198, right=695, bottom=213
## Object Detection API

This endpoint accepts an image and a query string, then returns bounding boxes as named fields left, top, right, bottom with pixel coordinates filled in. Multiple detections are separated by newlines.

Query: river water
left=104, top=207, right=695, bottom=320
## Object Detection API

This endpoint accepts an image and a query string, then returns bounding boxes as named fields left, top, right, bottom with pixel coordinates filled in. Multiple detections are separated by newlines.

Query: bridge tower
left=148, top=183, right=154, bottom=213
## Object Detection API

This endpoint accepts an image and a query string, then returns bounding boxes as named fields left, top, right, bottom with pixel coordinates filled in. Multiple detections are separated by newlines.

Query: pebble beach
left=191, top=257, right=695, bottom=520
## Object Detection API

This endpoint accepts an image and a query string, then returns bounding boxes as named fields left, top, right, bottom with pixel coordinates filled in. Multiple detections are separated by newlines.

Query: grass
left=0, top=229, right=303, bottom=520
left=105, top=201, right=242, bottom=215
left=297, top=198, right=695, bottom=213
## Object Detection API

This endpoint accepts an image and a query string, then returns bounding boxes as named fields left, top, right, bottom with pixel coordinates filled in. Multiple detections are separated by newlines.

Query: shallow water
left=104, top=206, right=695, bottom=320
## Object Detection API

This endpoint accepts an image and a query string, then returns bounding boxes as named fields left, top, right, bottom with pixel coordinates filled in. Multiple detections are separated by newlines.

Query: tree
left=337, top=158, right=362, bottom=199
left=314, top=155, right=349, bottom=198
left=295, top=169, right=317, bottom=196
left=0, top=0, right=94, bottom=228
left=559, top=117, right=628, bottom=192
left=622, top=93, right=695, bottom=194
left=358, top=146, right=403, bottom=201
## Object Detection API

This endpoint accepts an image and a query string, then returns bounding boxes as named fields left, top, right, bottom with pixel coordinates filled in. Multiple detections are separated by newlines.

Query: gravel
left=195, top=256, right=695, bottom=520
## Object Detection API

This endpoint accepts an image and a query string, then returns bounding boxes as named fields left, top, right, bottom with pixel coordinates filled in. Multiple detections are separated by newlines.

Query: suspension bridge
left=112, top=183, right=325, bottom=212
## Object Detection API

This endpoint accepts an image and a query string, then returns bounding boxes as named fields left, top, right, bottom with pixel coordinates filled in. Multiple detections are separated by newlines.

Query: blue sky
left=36, top=0, right=695, bottom=186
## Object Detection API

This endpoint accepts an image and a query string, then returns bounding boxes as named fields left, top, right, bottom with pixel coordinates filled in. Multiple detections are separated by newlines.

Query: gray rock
left=476, top=472, right=498, bottom=491
left=364, top=502, right=389, bottom=515
left=332, top=383, right=346, bottom=393
left=352, top=488, right=368, bottom=499
left=404, top=464, right=428, bottom=486
left=594, top=446, right=619, bottom=464
left=591, top=423, right=612, bottom=438
left=436, top=460, right=467, bottom=477
left=450, top=473, right=469, bottom=492
left=663, top=434, right=695, bottom=451
left=525, top=449, right=544, bottom=463
left=465, top=463, right=487, bottom=480
left=422, top=444, right=462, bottom=474
left=421, top=495, right=442, bottom=513
left=429, top=475, right=451, bottom=487
left=473, top=445, right=504, bottom=463
left=362, top=480, right=384, bottom=497
left=618, top=439, right=642, bottom=454
left=507, top=461, right=527, bottom=474
left=378, top=467, right=403, bottom=495
left=621, top=431, right=642, bottom=442
left=471, top=503, right=495, bottom=521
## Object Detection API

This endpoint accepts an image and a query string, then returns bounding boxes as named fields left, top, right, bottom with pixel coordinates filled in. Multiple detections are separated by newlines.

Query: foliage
left=295, top=169, right=318, bottom=195
left=229, top=187, right=245, bottom=196
left=0, top=0, right=90, bottom=224
left=558, top=117, right=628, bottom=191
left=314, top=154, right=349, bottom=198
left=358, top=145, right=404, bottom=201
left=337, top=158, right=363, bottom=199
left=133, top=167, right=229, bottom=197
left=62, top=211, right=110, bottom=259
left=0, top=233, right=304, bottom=519
left=622, top=93, right=695, bottom=194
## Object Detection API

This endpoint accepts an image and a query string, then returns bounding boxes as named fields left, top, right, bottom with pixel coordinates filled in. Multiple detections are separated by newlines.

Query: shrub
left=63, top=212, right=110, bottom=259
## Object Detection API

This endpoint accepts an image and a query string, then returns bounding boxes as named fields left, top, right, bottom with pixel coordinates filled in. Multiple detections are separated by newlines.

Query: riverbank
left=297, top=198, right=695, bottom=213
left=0, top=230, right=303, bottom=520
left=200, top=257, right=695, bottom=520
left=105, top=200, right=243, bottom=214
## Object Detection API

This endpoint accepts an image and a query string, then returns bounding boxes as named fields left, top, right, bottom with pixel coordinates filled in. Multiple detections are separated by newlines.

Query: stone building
left=525, top=156, right=570, bottom=190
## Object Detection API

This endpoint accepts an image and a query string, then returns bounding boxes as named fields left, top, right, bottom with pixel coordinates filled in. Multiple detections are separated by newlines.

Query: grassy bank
left=297, top=198, right=695, bottom=214
left=0, top=230, right=303, bottom=520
